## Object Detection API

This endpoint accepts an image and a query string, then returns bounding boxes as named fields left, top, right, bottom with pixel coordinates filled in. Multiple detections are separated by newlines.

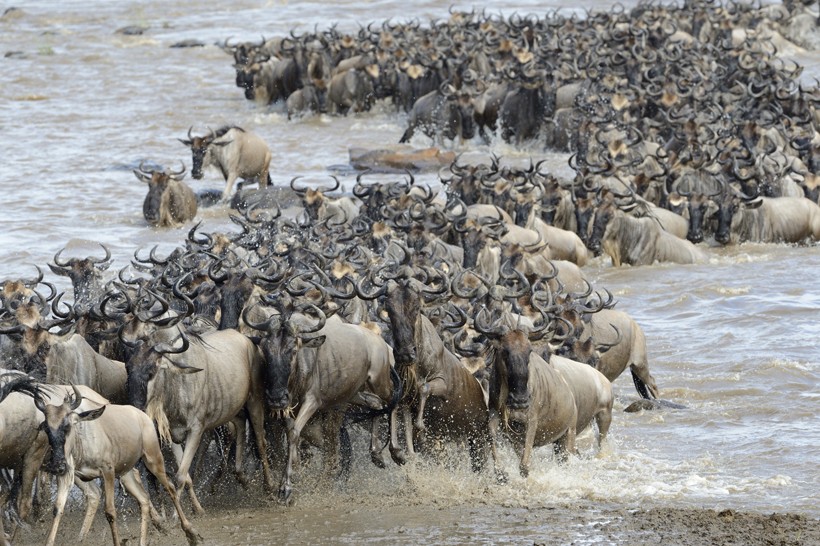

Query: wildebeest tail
left=631, top=368, right=654, bottom=400
left=344, top=367, right=404, bottom=425
left=0, top=373, right=41, bottom=403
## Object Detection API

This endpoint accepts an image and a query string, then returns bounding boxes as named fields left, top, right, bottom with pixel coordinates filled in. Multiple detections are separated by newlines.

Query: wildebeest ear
left=743, top=198, right=763, bottom=210
left=213, top=140, right=232, bottom=147
left=178, top=138, right=192, bottom=146
left=300, top=335, right=326, bottom=349
left=48, top=264, right=70, bottom=277
left=248, top=335, right=263, bottom=345
left=77, top=406, right=105, bottom=422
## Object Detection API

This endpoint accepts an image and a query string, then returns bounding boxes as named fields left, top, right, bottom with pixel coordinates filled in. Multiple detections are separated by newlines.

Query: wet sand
left=14, top=483, right=819, bottom=546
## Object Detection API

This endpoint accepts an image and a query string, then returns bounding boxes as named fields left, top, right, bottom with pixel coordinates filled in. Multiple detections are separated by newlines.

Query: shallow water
left=1, top=1, right=819, bottom=541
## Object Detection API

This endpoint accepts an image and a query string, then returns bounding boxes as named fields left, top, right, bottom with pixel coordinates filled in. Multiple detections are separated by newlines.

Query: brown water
left=2, top=1, right=819, bottom=543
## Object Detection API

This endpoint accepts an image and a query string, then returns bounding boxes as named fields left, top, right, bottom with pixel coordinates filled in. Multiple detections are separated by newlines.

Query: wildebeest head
left=34, top=385, right=105, bottom=476
left=48, top=244, right=111, bottom=312
left=133, top=162, right=188, bottom=225
left=686, top=193, right=717, bottom=244
left=178, top=127, right=231, bottom=180
left=244, top=304, right=326, bottom=411
left=714, top=187, right=762, bottom=245
left=290, top=176, right=341, bottom=222
left=383, top=279, right=421, bottom=368
left=474, top=307, right=542, bottom=411
left=123, top=333, right=196, bottom=411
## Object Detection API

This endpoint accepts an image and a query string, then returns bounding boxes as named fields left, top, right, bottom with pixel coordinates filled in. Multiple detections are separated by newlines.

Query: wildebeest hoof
left=519, top=466, right=529, bottom=478
left=184, top=528, right=203, bottom=546
left=278, top=486, right=293, bottom=505
left=370, top=451, right=387, bottom=469
left=495, top=470, right=509, bottom=484
left=390, top=448, right=407, bottom=466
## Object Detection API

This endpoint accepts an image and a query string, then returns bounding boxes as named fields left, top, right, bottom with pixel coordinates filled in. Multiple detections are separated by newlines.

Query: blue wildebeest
left=474, top=308, right=613, bottom=477
left=0, top=373, right=110, bottom=536
left=33, top=385, right=200, bottom=546
left=399, top=84, right=476, bottom=146
left=179, top=126, right=272, bottom=201
left=358, top=272, right=501, bottom=478
left=713, top=192, right=820, bottom=245
left=123, top=329, right=274, bottom=513
left=586, top=192, right=708, bottom=266
left=133, top=162, right=197, bottom=228
left=244, top=303, right=401, bottom=504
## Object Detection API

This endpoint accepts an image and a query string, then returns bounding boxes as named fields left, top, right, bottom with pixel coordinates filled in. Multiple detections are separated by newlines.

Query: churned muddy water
left=2, top=1, right=820, bottom=544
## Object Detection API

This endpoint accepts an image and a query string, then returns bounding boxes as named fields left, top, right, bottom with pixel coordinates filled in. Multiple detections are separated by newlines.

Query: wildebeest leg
left=119, top=469, right=153, bottom=546
left=76, top=478, right=101, bottom=541
left=388, top=405, right=406, bottom=465
left=222, top=173, right=239, bottom=201
left=487, top=411, right=508, bottom=483
left=100, top=470, right=122, bottom=546
left=230, top=415, right=249, bottom=489
left=594, top=408, right=612, bottom=453
left=245, top=390, right=275, bottom=492
left=16, top=444, right=47, bottom=523
left=401, top=406, right=416, bottom=455
left=369, top=416, right=388, bottom=469
left=44, top=470, right=74, bottom=546
left=174, top=427, right=206, bottom=515
left=0, top=480, right=9, bottom=546
left=415, top=377, right=447, bottom=431
left=321, top=412, right=343, bottom=480
left=281, top=397, right=320, bottom=504
left=553, top=426, right=577, bottom=464
left=519, top=416, right=539, bottom=478
left=141, top=437, right=200, bottom=546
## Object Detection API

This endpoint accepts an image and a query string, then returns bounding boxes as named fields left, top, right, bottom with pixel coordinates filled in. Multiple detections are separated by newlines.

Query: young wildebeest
left=133, top=162, right=197, bottom=228
left=178, top=126, right=272, bottom=201
left=34, top=386, right=200, bottom=546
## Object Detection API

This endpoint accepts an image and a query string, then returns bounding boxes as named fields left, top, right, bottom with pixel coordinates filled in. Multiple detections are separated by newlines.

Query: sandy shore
left=12, top=493, right=819, bottom=545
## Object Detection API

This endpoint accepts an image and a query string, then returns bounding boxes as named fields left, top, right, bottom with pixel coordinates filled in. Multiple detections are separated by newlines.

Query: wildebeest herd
left=3, top=1, right=820, bottom=545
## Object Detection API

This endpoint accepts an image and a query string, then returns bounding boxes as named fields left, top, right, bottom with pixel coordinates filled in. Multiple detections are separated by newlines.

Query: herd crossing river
left=1, top=1, right=820, bottom=545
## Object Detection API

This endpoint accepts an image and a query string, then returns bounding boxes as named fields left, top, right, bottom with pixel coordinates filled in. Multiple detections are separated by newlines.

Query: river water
left=1, top=0, right=819, bottom=542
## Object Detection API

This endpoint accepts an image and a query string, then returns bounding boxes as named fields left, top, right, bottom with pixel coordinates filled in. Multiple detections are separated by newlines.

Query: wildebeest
left=713, top=194, right=820, bottom=245
left=327, top=67, right=376, bottom=115
left=123, top=329, right=274, bottom=513
left=475, top=311, right=612, bottom=476
left=133, top=162, right=197, bottom=228
left=34, top=386, right=200, bottom=546
left=0, top=374, right=109, bottom=532
left=245, top=304, right=401, bottom=503
left=178, top=126, right=272, bottom=201
left=399, top=85, right=476, bottom=146
left=587, top=194, right=708, bottom=266
left=362, top=274, right=498, bottom=477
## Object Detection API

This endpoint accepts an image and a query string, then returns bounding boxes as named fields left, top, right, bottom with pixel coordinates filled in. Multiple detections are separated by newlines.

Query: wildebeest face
left=686, top=194, right=711, bottom=244
left=259, top=328, right=295, bottom=410
left=461, top=229, right=486, bottom=269
left=574, top=197, right=595, bottom=246
left=259, top=327, right=325, bottom=411
left=143, top=173, right=170, bottom=225
left=587, top=203, right=614, bottom=255
left=36, top=394, right=104, bottom=476
left=218, top=275, right=254, bottom=330
left=125, top=342, right=160, bottom=411
left=458, top=95, right=476, bottom=141
left=499, top=331, right=531, bottom=410
left=715, top=198, right=739, bottom=245
left=385, top=281, right=419, bottom=367
left=188, top=138, right=210, bottom=180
